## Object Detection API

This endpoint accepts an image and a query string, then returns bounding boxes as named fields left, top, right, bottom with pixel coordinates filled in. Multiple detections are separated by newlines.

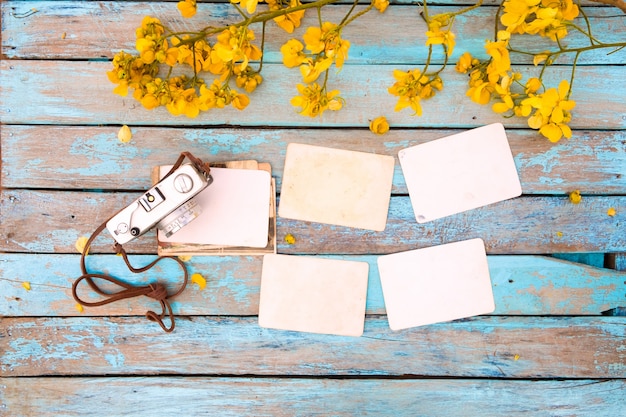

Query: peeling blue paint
left=104, top=352, right=126, bottom=368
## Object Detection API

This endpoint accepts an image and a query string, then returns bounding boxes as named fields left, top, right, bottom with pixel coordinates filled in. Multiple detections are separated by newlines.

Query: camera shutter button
left=173, top=173, right=194, bottom=193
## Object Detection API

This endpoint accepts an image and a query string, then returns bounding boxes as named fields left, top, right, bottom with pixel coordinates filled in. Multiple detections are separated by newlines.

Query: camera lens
left=130, top=227, right=140, bottom=236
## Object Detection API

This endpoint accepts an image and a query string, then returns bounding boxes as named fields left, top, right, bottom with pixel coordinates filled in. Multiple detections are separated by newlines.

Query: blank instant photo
left=158, top=167, right=271, bottom=248
left=399, top=123, right=522, bottom=223
left=258, top=254, right=369, bottom=337
left=377, top=238, right=495, bottom=330
left=279, top=143, right=395, bottom=231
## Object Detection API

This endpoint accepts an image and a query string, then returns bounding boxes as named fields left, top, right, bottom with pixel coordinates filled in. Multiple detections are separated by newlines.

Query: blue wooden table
left=1, top=1, right=625, bottom=415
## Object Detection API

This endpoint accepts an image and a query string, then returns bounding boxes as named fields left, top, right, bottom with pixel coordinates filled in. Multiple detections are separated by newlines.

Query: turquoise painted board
left=2, top=61, right=625, bottom=129
left=3, top=2, right=624, bottom=65
left=2, top=126, right=625, bottom=194
left=1, top=191, right=624, bottom=254
left=1, top=316, right=624, bottom=378
left=1, top=254, right=624, bottom=316
left=1, top=377, right=624, bottom=417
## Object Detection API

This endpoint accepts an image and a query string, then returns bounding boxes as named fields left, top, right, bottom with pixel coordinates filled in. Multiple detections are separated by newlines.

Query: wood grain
left=1, top=315, right=624, bottom=378
left=1, top=190, right=623, bottom=254
left=1, top=377, right=624, bottom=417
left=1, top=0, right=625, bottom=410
left=1, top=254, right=624, bottom=316
left=2, top=125, right=625, bottom=194
left=1, top=60, right=625, bottom=129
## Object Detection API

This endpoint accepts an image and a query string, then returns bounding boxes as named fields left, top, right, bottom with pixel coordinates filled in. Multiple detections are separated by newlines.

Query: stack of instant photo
left=257, top=123, right=523, bottom=337
left=154, top=160, right=276, bottom=256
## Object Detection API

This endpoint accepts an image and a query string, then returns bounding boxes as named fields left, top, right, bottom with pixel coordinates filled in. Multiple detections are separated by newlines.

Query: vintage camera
left=106, top=163, right=212, bottom=245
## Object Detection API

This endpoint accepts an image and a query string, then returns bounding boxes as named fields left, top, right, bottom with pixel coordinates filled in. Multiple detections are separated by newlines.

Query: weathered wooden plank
left=1, top=315, right=624, bottom=377
left=3, top=2, right=624, bottom=65
left=1, top=254, right=624, bottom=316
left=2, top=61, right=625, bottom=129
left=2, top=125, right=625, bottom=194
left=1, top=377, right=624, bottom=417
left=1, top=190, right=623, bottom=254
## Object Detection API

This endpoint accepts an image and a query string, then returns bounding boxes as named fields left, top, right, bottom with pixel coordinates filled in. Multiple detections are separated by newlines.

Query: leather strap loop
left=72, top=152, right=208, bottom=333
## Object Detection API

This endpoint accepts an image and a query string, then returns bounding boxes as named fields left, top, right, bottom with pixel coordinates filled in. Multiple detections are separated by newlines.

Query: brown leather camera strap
left=72, top=152, right=210, bottom=333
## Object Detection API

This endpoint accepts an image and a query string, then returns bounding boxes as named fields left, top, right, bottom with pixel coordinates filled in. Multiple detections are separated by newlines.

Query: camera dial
left=173, top=174, right=194, bottom=193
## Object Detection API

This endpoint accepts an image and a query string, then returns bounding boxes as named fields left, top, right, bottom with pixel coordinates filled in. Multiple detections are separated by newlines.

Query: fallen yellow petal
left=284, top=233, right=296, bottom=245
left=369, top=116, right=390, bottom=135
left=178, top=255, right=193, bottom=262
left=514, top=354, right=520, bottom=361
left=75, top=303, right=84, bottom=313
left=118, top=125, right=132, bottom=143
left=607, top=207, right=616, bottom=217
left=568, top=190, right=582, bottom=204
left=22, top=282, right=31, bottom=291
left=556, top=231, right=563, bottom=238
left=75, top=236, right=90, bottom=254
left=191, top=273, right=206, bottom=290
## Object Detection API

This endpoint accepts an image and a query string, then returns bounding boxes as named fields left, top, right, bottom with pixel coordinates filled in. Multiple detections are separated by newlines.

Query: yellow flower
left=235, top=68, right=263, bottom=93
left=268, top=0, right=305, bottom=33
left=284, top=233, right=296, bottom=244
left=281, top=39, right=307, bottom=68
left=303, top=25, right=328, bottom=54
left=107, top=51, right=153, bottom=97
left=369, top=116, right=390, bottom=135
left=214, top=26, right=262, bottom=72
left=231, top=0, right=260, bottom=14
left=291, top=83, right=343, bottom=117
left=177, top=0, right=197, bottom=18
left=485, top=39, right=511, bottom=82
left=607, top=207, right=616, bottom=216
left=329, top=39, right=350, bottom=69
left=533, top=51, right=551, bottom=66
left=568, top=190, right=581, bottom=204
left=373, top=0, right=389, bottom=13
left=500, top=0, right=541, bottom=34
left=455, top=52, right=476, bottom=73
left=191, top=273, right=207, bottom=290
left=22, top=282, right=31, bottom=291
left=231, top=92, right=250, bottom=110
left=525, top=77, right=542, bottom=94
left=75, top=236, right=91, bottom=254
left=75, top=303, right=84, bottom=313
left=166, top=87, right=202, bottom=118
left=522, top=80, right=575, bottom=142
left=300, top=57, right=333, bottom=83
left=117, top=125, right=132, bottom=143
left=465, top=69, right=494, bottom=105
left=425, top=24, right=456, bottom=57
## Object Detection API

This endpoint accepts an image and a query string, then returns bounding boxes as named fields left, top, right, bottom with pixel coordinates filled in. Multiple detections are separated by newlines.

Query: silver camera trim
left=106, top=163, right=212, bottom=245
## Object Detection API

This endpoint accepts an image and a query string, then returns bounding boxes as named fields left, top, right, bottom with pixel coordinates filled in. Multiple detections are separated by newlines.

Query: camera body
left=106, top=163, right=212, bottom=245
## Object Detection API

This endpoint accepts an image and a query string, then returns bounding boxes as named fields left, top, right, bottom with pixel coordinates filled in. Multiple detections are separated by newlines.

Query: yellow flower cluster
left=267, top=0, right=305, bottom=33
left=425, top=14, right=456, bottom=57
left=177, top=0, right=197, bottom=18
left=281, top=21, right=350, bottom=116
left=388, top=10, right=452, bottom=117
left=500, top=0, right=579, bottom=41
left=290, top=83, right=343, bottom=117
left=455, top=0, right=580, bottom=142
left=388, top=69, right=443, bottom=116
left=107, top=16, right=263, bottom=117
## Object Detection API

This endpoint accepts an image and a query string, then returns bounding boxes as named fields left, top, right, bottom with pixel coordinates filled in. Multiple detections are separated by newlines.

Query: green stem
left=568, top=51, right=580, bottom=98
left=340, top=4, right=374, bottom=29
left=339, top=0, right=359, bottom=26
